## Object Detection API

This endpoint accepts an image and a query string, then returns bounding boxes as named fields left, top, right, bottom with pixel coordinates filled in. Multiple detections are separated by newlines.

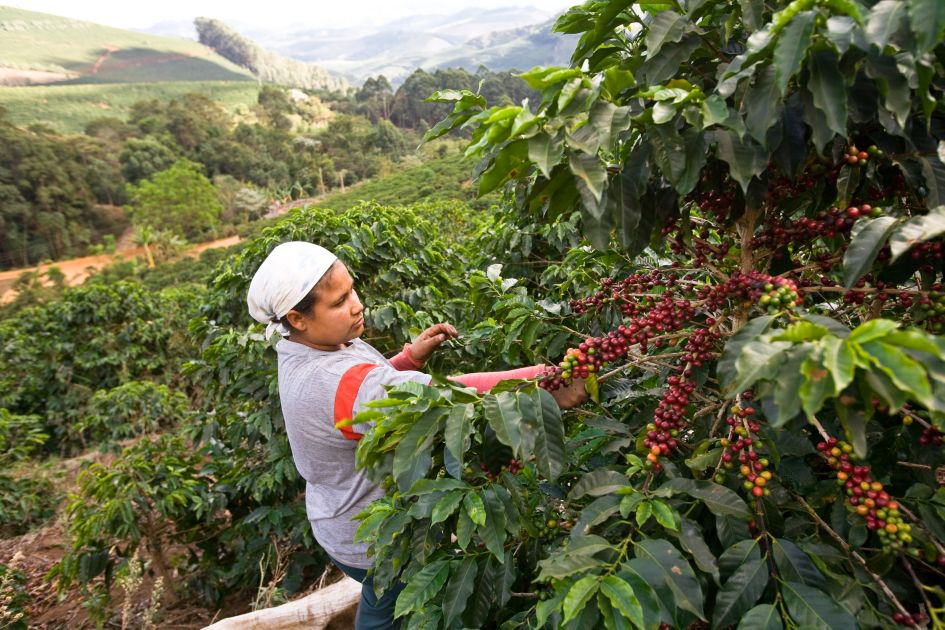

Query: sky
left=7, top=1, right=576, bottom=30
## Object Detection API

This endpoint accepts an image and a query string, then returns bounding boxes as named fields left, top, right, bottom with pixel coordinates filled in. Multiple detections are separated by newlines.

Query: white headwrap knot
left=246, top=241, right=337, bottom=339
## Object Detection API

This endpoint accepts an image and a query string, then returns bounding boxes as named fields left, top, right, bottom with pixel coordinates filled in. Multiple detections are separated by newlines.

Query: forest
left=2, top=0, right=945, bottom=629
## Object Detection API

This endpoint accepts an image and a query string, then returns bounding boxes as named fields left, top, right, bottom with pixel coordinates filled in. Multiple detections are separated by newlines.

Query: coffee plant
left=352, top=0, right=945, bottom=628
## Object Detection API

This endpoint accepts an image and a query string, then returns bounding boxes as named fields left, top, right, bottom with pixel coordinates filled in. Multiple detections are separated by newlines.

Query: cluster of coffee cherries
left=916, top=283, right=945, bottom=333
left=534, top=513, right=571, bottom=541
left=663, top=219, right=734, bottom=266
left=476, top=458, right=523, bottom=482
left=817, top=437, right=914, bottom=552
left=891, top=610, right=927, bottom=628
left=715, top=402, right=771, bottom=498
left=843, top=143, right=882, bottom=166
left=698, top=270, right=802, bottom=314
left=642, top=328, right=720, bottom=470
left=751, top=205, right=880, bottom=250
left=918, top=425, right=944, bottom=447
left=538, top=331, right=630, bottom=392
left=569, top=271, right=680, bottom=315
left=696, top=189, right=735, bottom=223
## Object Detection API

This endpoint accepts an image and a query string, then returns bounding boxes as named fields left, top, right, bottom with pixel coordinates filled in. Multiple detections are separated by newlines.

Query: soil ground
left=0, top=235, right=241, bottom=305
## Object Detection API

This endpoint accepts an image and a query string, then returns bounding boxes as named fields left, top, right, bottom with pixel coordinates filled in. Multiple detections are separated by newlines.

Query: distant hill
left=146, top=6, right=575, bottom=85
left=0, top=5, right=254, bottom=85
left=194, top=18, right=347, bottom=93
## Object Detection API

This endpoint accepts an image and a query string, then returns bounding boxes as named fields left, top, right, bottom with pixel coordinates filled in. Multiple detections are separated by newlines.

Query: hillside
left=0, top=6, right=254, bottom=85
left=194, top=18, right=347, bottom=92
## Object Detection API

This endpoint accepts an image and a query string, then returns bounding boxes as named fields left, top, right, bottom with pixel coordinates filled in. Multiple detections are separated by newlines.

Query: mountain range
left=145, top=6, right=576, bottom=85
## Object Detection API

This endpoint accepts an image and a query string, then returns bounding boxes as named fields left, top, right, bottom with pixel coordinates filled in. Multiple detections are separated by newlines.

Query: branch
left=794, top=494, right=912, bottom=620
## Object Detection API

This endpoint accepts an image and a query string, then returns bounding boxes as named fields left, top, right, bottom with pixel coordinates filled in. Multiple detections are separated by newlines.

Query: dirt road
left=0, top=235, right=240, bottom=303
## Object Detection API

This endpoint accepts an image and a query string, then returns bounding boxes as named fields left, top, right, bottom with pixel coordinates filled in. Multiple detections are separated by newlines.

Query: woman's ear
left=285, top=310, right=308, bottom=331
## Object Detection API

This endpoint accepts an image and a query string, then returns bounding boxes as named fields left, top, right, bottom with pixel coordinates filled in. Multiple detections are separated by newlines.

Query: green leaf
left=842, top=216, right=899, bottom=288
left=464, top=491, right=486, bottom=526
left=719, top=539, right=760, bottom=578
left=441, top=557, right=478, bottom=628
left=848, top=318, right=899, bottom=344
left=773, top=321, right=831, bottom=343
left=653, top=478, right=753, bottom=519
left=837, top=404, right=868, bottom=458
left=483, top=391, right=523, bottom=452
left=651, top=500, right=678, bottom=531
left=478, top=140, right=529, bottom=195
left=646, top=10, right=689, bottom=58
left=889, top=206, right=945, bottom=262
left=677, top=517, right=720, bottom=584
left=821, top=336, right=856, bottom=393
left=835, top=165, right=860, bottom=210
left=772, top=539, right=826, bottom=589
left=522, top=388, right=566, bottom=481
left=918, top=155, right=945, bottom=209
left=714, top=129, right=768, bottom=192
left=702, top=95, right=731, bottom=128
left=738, top=604, right=784, bottom=630
left=463, top=557, right=498, bottom=628
left=713, top=558, right=769, bottom=629
left=394, top=559, right=450, bottom=618
left=572, top=495, right=622, bottom=537
left=718, top=316, right=776, bottom=389
left=908, top=0, right=945, bottom=54
left=740, top=0, right=764, bottom=31
left=800, top=351, right=834, bottom=419
left=650, top=125, right=706, bottom=196
left=634, top=539, right=705, bottom=620
left=444, top=403, right=474, bottom=479
left=867, top=0, right=908, bottom=49
left=393, top=409, right=444, bottom=492
left=772, top=346, right=810, bottom=426
left=744, top=64, right=781, bottom=146
left=563, top=575, right=601, bottom=624
left=600, top=575, right=646, bottom=628
left=774, top=11, right=816, bottom=94
left=570, top=469, right=630, bottom=499
left=782, top=581, right=858, bottom=630
left=807, top=50, right=847, bottom=138
left=860, top=341, right=933, bottom=407
left=528, top=133, right=565, bottom=179
left=730, top=340, right=793, bottom=395
left=431, top=490, right=466, bottom=525
left=480, top=486, right=508, bottom=560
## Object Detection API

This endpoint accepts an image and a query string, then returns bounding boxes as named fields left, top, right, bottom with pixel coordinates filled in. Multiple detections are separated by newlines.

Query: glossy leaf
left=806, top=50, right=847, bottom=138
left=444, top=403, right=474, bottom=479
left=563, top=575, right=600, bottom=624
left=569, top=469, right=630, bottom=499
left=634, top=539, right=705, bottom=620
left=394, top=559, right=450, bottom=618
left=782, top=581, right=857, bottom=630
left=482, top=391, right=523, bottom=452
left=441, top=557, right=478, bottom=628
left=653, top=478, right=752, bottom=519
left=712, top=558, right=769, bottom=629
left=842, top=216, right=898, bottom=288
left=908, top=0, right=945, bottom=54
left=714, top=129, right=767, bottom=192
left=888, top=206, right=945, bottom=262
left=738, top=604, right=784, bottom=630
left=600, top=575, right=645, bottom=628
left=774, top=11, right=816, bottom=94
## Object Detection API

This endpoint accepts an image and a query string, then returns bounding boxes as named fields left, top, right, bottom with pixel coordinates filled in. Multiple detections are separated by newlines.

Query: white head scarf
left=246, top=241, right=338, bottom=339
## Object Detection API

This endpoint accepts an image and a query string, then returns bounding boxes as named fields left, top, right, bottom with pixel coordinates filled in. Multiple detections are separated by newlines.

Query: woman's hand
left=550, top=377, right=588, bottom=409
left=408, top=323, right=459, bottom=364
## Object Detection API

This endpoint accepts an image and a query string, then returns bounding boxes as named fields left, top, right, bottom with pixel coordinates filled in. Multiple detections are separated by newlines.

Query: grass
left=0, top=80, right=262, bottom=133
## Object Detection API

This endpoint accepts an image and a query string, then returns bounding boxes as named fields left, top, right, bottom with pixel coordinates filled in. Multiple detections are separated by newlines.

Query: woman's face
left=287, top=262, right=364, bottom=351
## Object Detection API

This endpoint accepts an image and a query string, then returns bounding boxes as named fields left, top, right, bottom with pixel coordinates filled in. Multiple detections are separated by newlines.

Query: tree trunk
left=203, top=577, right=360, bottom=630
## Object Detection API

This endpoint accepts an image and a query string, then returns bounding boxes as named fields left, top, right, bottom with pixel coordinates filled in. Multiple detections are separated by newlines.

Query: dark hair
left=278, top=260, right=339, bottom=333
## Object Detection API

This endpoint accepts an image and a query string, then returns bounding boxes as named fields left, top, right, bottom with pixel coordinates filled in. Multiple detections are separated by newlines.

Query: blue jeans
left=329, top=556, right=403, bottom=630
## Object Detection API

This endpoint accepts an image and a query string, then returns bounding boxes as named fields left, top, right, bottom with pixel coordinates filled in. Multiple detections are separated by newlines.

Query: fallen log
left=203, top=577, right=361, bottom=630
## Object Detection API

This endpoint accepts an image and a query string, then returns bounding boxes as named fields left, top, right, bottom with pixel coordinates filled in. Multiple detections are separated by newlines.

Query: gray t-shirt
left=275, top=337, right=431, bottom=568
